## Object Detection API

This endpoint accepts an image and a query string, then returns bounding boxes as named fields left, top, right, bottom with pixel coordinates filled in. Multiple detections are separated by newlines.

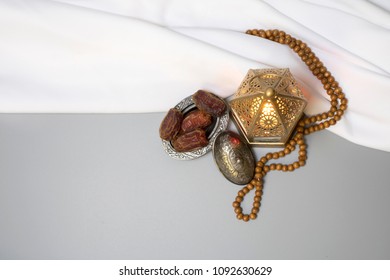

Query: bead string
left=233, top=29, right=348, bottom=222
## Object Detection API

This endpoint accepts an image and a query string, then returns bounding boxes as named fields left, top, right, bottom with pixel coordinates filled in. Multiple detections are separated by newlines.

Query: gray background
left=0, top=113, right=389, bottom=259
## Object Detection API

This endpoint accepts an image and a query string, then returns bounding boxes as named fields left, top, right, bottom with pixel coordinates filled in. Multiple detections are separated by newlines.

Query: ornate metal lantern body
left=229, top=68, right=307, bottom=147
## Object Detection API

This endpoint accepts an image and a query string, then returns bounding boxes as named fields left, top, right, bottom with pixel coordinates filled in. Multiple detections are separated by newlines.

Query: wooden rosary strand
left=233, top=29, right=348, bottom=222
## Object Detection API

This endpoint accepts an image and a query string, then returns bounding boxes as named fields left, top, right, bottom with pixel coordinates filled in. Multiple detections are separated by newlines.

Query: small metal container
left=213, top=131, right=255, bottom=185
left=162, top=95, right=229, bottom=160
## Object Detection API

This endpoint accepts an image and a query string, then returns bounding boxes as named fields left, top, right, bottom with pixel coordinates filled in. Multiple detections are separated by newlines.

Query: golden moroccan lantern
left=229, top=68, right=307, bottom=147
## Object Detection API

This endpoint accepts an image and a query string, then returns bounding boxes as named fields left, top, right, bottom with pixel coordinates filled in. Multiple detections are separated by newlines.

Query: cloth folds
left=0, top=0, right=389, bottom=151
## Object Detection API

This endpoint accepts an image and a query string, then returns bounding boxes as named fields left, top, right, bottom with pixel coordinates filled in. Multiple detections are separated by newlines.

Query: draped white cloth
left=1, top=0, right=389, bottom=151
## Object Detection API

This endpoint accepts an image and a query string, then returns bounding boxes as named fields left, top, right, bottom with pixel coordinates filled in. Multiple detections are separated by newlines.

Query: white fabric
left=1, top=0, right=389, bottom=152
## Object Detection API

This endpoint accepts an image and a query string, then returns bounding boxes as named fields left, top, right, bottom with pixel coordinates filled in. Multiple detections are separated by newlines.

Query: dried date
left=181, top=110, right=212, bottom=133
left=159, top=108, right=183, bottom=141
left=192, top=90, right=226, bottom=117
left=172, top=129, right=208, bottom=152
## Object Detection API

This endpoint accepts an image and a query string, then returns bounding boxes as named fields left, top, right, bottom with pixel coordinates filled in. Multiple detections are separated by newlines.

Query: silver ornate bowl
left=161, top=95, right=229, bottom=160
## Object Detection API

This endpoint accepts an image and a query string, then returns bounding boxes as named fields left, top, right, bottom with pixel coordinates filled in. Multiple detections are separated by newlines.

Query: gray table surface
left=0, top=113, right=389, bottom=260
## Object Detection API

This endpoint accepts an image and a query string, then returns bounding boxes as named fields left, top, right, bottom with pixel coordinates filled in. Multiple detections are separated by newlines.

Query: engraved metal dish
left=213, top=131, right=255, bottom=185
left=162, top=95, right=229, bottom=160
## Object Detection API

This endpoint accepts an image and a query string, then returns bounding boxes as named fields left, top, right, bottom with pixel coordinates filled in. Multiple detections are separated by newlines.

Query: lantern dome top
left=229, top=68, right=307, bottom=147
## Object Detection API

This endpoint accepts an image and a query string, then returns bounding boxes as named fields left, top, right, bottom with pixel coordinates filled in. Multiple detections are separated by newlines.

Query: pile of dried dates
left=159, top=90, right=226, bottom=152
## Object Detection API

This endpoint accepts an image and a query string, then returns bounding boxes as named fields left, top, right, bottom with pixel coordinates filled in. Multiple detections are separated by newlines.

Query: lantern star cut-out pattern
left=229, top=68, right=307, bottom=146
